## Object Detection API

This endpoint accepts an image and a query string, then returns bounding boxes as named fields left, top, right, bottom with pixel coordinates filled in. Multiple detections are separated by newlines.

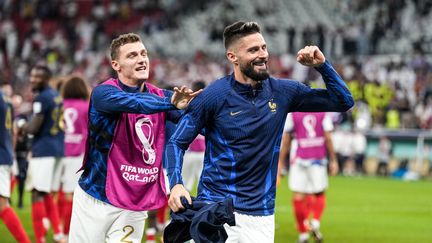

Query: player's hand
left=329, top=159, right=339, bottom=176
left=171, top=86, right=203, bottom=109
left=297, top=45, right=325, bottom=67
left=168, top=184, right=192, bottom=212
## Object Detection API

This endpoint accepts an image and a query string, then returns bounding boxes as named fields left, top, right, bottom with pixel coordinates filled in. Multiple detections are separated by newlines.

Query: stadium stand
left=0, top=0, right=431, bottom=176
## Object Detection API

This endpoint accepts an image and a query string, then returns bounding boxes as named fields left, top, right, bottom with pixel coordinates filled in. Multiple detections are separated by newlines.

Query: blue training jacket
left=165, top=60, right=354, bottom=216
left=0, top=91, right=13, bottom=165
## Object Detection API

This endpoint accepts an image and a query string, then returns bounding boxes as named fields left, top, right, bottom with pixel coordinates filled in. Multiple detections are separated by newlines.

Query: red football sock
left=43, top=194, right=63, bottom=234
left=62, top=199, right=73, bottom=235
left=32, top=201, right=48, bottom=243
left=0, top=207, right=31, bottom=243
left=57, top=189, right=65, bottom=221
left=313, top=193, right=326, bottom=221
left=157, top=203, right=168, bottom=225
left=293, top=198, right=308, bottom=233
left=305, top=194, right=315, bottom=220
left=146, top=227, right=156, bottom=243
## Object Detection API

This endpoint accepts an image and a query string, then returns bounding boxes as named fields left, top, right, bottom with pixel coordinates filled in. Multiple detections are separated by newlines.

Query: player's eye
left=249, top=48, right=258, bottom=53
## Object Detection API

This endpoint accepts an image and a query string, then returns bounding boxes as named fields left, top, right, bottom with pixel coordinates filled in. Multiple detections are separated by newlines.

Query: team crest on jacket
left=268, top=99, right=277, bottom=113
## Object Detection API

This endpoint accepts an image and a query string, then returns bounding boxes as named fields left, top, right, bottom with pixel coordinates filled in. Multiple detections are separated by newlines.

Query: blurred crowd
left=0, top=0, right=432, bottom=130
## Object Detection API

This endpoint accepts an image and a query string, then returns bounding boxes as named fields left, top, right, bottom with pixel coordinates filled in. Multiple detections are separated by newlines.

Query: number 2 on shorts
left=120, top=225, right=135, bottom=243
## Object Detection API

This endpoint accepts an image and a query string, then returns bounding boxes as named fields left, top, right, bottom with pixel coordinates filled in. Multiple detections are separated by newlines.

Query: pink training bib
left=292, top=112, right=327, bottom=159
left=189, top=134, right=206, bottom=152
left=104, top=79, right=167, bottom=211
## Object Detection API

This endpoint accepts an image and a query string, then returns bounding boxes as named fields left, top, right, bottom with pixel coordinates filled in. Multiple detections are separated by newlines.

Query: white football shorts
left=68, top=186, right=147, bottom=243
left=224, top=212, right=274, bottom=243
left=0, top=165, right=12, bottom=198
left=57, top=155, right=83, bottom=193
left=289, top=158, right=328, bottom=194
left=26, top=156, right=59, bottom=193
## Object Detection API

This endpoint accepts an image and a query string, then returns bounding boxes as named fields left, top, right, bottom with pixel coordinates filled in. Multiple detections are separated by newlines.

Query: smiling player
left=165, top=21, right=354, bottom=242
left=68, top=33, right=201, bottom=242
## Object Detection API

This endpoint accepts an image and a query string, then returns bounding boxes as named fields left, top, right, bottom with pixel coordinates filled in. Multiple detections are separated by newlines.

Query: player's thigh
left=69, top=186, right=111, bottom=243
left=0, top=165, right=12, bottom=198
left=307, top=164, right=328, bottom=193
left=61, top=156, right=83, bottom=193
left=289, top=162, right=309, bottom=192
left=26, top=157, right=56, bottom=192
left=106, top=209, right=148, bottom=243
left=52, top=157, right=65, bottom=192
left=225, top=212, right=274, bottom=243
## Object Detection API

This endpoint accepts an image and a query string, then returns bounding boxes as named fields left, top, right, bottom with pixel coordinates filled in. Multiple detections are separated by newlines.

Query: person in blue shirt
left=0, top=84, right=31, bottom=243
left=165, top=21, right=354, bottom=242
left=24, top=65, right=66, bottom=243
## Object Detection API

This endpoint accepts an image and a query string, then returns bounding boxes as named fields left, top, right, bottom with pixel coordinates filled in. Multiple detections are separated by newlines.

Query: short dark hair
left=110, top=33, right=142, bottom=60
left=61, top=76, right=90, bottom=100
left=223, top=21, right=261, bottom=50
left=32, top=65, right=52, bottom=81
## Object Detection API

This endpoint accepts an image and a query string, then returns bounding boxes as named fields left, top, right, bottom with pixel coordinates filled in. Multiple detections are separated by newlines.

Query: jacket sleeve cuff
left=314, top=59, right=332, bottom=73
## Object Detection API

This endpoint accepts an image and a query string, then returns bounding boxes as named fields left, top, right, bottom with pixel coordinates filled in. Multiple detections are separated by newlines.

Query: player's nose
left=137, top=54, right=147, bottom=63
left=258, top=48, right=268, bottom=59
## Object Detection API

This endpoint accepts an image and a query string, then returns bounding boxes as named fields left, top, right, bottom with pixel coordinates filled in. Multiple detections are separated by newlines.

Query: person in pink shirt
left=278, top=112, right=338, bottom=243
left=59, top=76, right=90, bottom=236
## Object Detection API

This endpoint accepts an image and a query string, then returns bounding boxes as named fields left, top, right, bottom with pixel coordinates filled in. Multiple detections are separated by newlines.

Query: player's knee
left=0, top=196, right=10, bottom=211
left=31, top=190, right=47, bottom=202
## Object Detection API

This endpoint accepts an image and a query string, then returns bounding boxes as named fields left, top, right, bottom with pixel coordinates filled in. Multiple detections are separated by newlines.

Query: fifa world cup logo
left=135, top=118, right=156, bottom=165
left=302, top=115, right=317, bottom=138
left=64, top=107, right=78, bottom=134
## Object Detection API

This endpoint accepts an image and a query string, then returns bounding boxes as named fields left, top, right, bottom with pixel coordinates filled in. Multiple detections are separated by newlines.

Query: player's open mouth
left=136, top=66, right=147, bottom=71
left=252, top=60, right=267, bottom=68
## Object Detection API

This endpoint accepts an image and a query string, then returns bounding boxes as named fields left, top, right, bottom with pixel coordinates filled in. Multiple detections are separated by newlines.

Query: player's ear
left=111, top=60, right=120, bottom=72
left=226, top=51, right=238, bottom=64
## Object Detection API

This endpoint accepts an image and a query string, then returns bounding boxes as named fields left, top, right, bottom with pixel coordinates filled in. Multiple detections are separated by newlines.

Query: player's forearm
left=166, top=109, right=184, bottom=123
left=165, top=142, right=186, bottom=188
left=278, top=133, right=291, bottom=170
left=93, top=86, right=176, bottom=114
left=324, top=132, right=337, bottom=161
left=315, top=60, right=354, bottom=111
left=23, top=115, right=44, bottom=135
left=134, top=94, right=176, bottom=113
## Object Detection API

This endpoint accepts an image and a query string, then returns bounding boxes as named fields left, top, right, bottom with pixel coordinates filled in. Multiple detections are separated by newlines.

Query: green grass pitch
left=1, top=176, right=431, bottom=242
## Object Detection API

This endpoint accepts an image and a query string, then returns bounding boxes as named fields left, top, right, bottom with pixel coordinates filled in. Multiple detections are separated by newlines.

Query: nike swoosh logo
left=230, top=111, right=243, bottom=116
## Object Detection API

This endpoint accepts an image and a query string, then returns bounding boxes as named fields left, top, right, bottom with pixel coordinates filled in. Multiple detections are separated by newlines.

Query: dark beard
left=241, top=63, right=269, bottom=81
left=31, top=83, right=45, bottom=93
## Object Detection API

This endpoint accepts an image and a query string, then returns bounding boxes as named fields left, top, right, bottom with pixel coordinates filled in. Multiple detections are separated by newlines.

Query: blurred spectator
left=352, top=100, right=372, bottom=131
left=377, top=136, right=392, bottom=176
left=414, top=94, right=432, bottom=129
left=332, top=123, right=354, bottom=175
left=351, top=128, right=367, bottom=175
left=1, top=0, right=432, bottom=131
